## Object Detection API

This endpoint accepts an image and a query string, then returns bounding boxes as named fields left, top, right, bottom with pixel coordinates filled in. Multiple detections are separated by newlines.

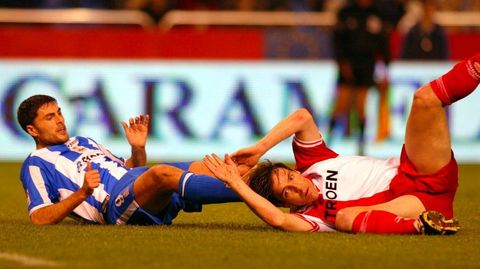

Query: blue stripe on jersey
left=44, top=143, right=81, bottom=163
left=26, top=155, right=105, bottom=211
left=20, top=159, right=57, bottom=211
left=20, top=136, right=131, bottom=222
left=61, top=147, right=82, bottom=162
left=85, top=196, right=103, bottom=211
left=41, top=139, right=83, bottom=162
left=77, top=136, right=98, bottom=150
left=82, top=137, right=125, bottom=164
left=28, top=155, right=77, bottom=191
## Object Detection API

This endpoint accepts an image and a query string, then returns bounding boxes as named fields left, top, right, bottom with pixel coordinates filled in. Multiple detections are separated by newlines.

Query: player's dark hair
left=248, top=160, right=291, bottom=206
left=17, top=95, right=57, bottom=132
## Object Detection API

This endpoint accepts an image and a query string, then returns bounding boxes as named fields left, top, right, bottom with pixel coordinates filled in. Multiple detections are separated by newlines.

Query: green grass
left=1, top=162, right=479, bottom=269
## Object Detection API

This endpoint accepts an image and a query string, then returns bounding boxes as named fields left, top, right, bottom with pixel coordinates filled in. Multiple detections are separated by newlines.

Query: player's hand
left=231, top=145, right=263, bottom=171
left=203, top=153, right=242, bottom=185
left=121, top=114, right=150, bottom=149
left=82, top=162, right=100, bottom=197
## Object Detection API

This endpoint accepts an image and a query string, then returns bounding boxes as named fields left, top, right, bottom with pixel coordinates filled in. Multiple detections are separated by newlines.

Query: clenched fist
left=82, top=162, right=100, bottom=196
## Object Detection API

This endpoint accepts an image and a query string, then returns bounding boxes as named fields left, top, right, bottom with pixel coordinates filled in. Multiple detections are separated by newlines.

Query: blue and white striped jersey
left=20, top=136, right=130, bottom=224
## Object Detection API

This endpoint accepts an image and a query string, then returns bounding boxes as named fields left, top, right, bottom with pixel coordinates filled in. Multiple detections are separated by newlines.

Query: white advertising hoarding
left=1, top=60, right=479, bottom=162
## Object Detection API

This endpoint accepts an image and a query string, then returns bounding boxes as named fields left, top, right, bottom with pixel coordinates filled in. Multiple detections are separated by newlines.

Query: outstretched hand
left=121, top=114, right=150, bottom=148
left=203, top=153, right=242, bottom=185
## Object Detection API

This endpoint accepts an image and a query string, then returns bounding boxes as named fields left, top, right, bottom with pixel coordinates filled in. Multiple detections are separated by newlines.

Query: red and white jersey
left=290, top=135, right=400, bottom=232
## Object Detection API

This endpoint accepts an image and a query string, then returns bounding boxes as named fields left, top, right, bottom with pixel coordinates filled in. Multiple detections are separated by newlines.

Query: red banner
left=0, top=27, right=477, bottom=60
left=0, top=27, right=264, bottom=59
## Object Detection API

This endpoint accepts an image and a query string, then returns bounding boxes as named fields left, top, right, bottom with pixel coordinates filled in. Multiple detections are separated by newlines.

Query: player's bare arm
left=30, top=162, right=100, bottom=225
left=232, top=108, right=320, bottom=168
left=122, top=114, right=149, bottom=168
left=203, top=153, right=312, bottom=232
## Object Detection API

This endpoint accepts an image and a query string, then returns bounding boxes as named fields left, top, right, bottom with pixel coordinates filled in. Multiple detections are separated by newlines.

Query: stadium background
left=0, top=2, right=480, bottom=268
left=1, top=2, right=480, bottom=162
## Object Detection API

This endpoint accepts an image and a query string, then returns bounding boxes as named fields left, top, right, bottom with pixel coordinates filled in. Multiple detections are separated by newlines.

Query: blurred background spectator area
left=0, top=0, right=479, bottom=60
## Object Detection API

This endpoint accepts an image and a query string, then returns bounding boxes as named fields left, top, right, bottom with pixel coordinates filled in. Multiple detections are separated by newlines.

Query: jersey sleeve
left=292, top=134, right=338, bottom=173
left=290, top=213, right=336, bottom=232
left=87, top=137, right=126, bottom=164
left=20, top=159, right=58, bottom=215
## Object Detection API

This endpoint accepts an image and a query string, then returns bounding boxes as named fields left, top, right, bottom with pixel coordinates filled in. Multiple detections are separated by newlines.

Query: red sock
left=430, top=53, right=480, bottom=105
left=352, top=210, right=419, bottom=234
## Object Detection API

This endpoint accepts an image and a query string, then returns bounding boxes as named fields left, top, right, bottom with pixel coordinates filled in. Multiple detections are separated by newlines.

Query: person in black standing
left=329, top=0, right=390, bottom=155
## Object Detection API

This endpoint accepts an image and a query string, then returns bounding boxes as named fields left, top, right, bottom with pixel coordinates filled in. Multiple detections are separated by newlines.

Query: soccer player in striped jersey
left=204, top=53, right=480, bottom=235
left=18, top=95, right=240, bottom=225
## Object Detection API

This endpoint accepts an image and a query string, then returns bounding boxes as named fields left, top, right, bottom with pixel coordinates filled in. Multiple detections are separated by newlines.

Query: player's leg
left=328, top=85, right=353, bottom=139
left=133, top=162, right=241, bottom=215
left=354, top=86, right=369, bottom=155
left=168, top=161, right=241, bottom=204
left=331, top=59, right=355, bottom=133
left=335, top=195, right=425, bottom=233
left=404, top=85, right=451, bottom=173
left=336, top=195, right=460, bottom=234
left=331, top=85, right=352, bottom=117
left=189, top=161, right=218, bottom=175
left=354, top=87, right=368, bottom=124
left=405, top=53, right=480, bottom=173
left=133, top=164, right=184, bottom=214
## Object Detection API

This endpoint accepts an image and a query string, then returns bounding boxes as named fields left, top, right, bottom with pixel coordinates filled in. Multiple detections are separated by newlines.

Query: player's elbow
left=31, top=219, right=52, bottom=225
left=265, top=213, right=287, bottom=230
left=268, top=218, right=284, bottom=229
left=30, top=211, right=58, bottom=225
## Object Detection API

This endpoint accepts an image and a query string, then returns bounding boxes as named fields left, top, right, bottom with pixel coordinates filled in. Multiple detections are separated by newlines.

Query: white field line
left=0, top=252, right=61, bottom=267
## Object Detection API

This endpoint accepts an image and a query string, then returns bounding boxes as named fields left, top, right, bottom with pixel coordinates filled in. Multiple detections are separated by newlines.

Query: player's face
left=271, top=167, right=319, bottom=207
left=28, top=102, right=69, bottom=149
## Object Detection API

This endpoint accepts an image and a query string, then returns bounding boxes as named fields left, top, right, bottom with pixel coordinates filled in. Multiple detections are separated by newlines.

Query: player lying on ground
left=204, top=53, right=480, bottom=235
left=18, top=95, right=241, bottom=225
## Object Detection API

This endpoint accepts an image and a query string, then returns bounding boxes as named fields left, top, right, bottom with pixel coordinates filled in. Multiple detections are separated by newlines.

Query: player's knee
left=412, top=86, right=441, bottom=109
left=335, top=208, right=355, bottom=232
left=293, top=108, right=313, bottom=122
left=149, top=164, right=182, bottom=190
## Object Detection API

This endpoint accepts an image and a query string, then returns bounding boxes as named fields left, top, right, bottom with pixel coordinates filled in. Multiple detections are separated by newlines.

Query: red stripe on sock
left=430, top=77, right=452, bottom=105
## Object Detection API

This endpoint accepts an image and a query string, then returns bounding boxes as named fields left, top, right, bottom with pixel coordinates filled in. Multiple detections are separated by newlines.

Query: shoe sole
left=421, top=211, right=460, bottom=235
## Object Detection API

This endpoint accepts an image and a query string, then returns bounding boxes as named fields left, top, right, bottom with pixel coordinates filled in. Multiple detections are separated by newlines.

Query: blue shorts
left=105, top=163, right=201, bottom=225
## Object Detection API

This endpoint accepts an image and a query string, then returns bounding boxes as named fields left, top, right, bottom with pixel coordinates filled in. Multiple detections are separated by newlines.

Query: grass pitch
left=0, top=162, right=479, bottom=269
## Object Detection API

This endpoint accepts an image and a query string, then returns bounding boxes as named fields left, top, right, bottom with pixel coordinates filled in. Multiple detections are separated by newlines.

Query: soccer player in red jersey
left=204, top=53, right=480, bottom=235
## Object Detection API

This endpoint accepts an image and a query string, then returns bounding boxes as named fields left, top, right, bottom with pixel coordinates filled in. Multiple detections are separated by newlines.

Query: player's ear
left=26, top=125, right=38, bottom=138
